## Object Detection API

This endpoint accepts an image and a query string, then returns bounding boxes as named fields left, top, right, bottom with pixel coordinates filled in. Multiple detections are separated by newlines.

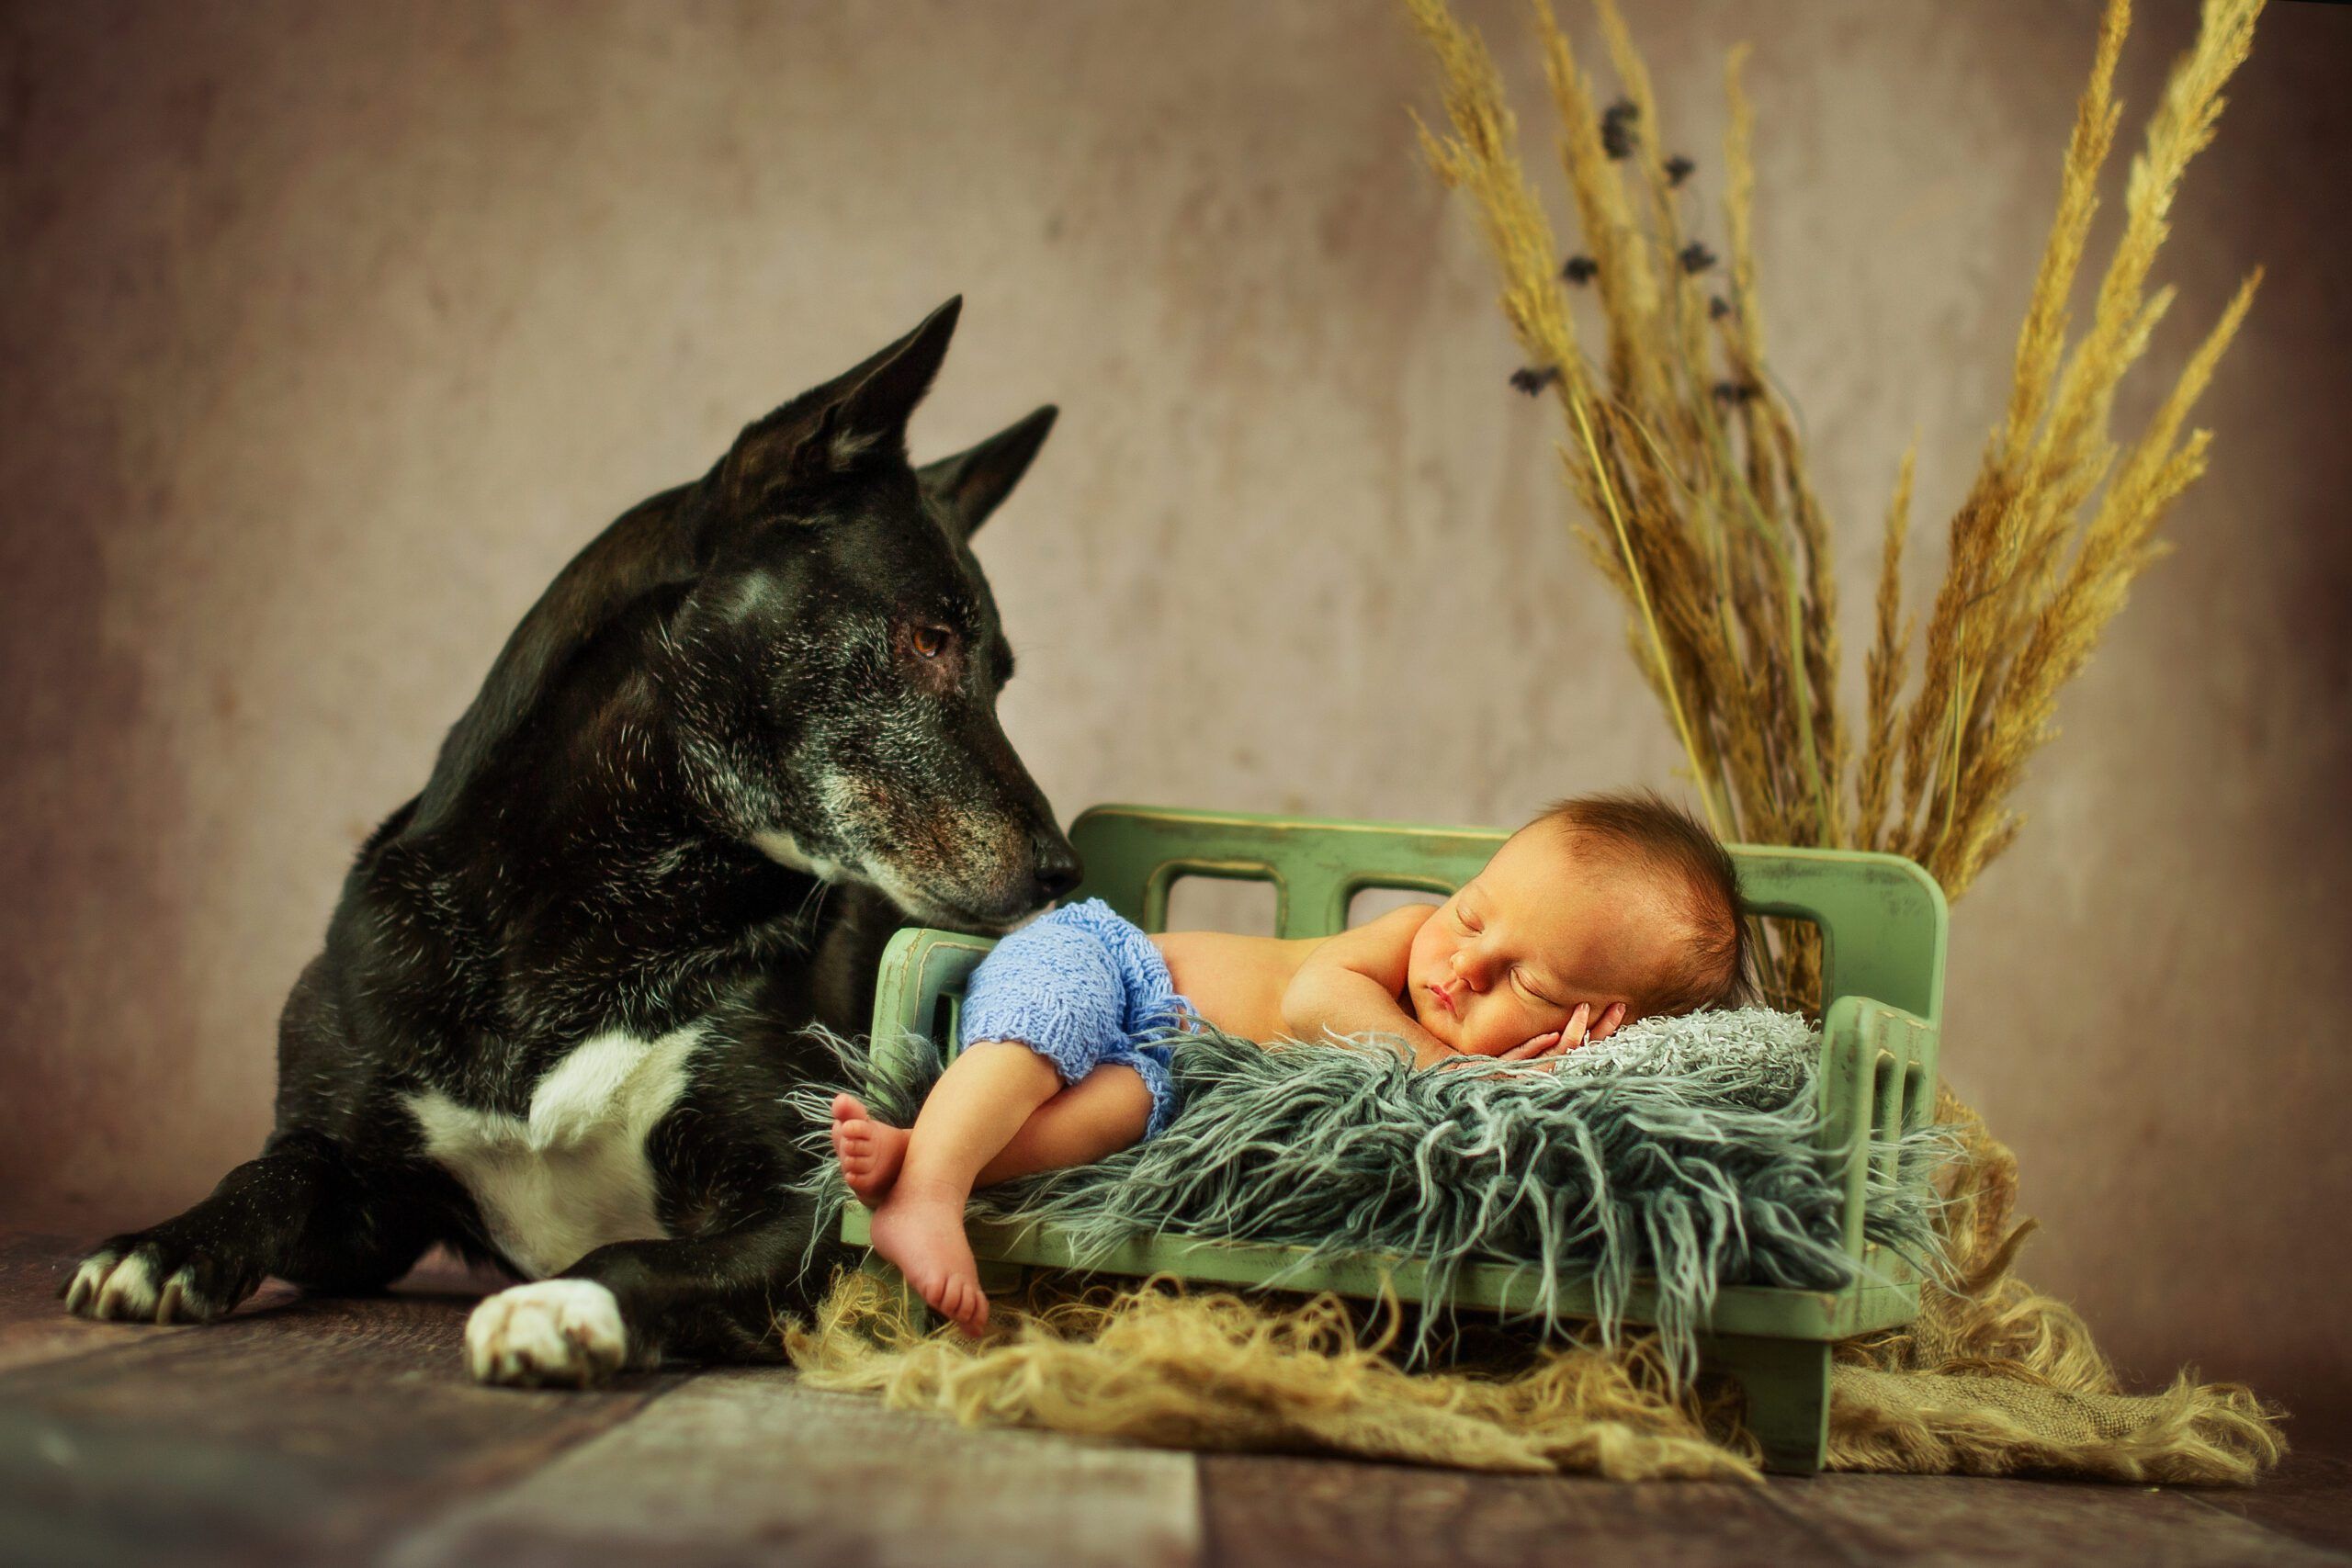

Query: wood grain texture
left=1757, top=1472, right=2351, bottom=1568
left=1199, top=1451, right=1846, bottom=1568
left=3, top=1231, right=2350, bottom=1566
left=0, top=1233, right=303, bottom=1378
left=2180, top=1450, right=2352, bottom=1560
left=383, top=1369, right=1202, bottom=1568
left=0, top=1243, right=670, bottom=1565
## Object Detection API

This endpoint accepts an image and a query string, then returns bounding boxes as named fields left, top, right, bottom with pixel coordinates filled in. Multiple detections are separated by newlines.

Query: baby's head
left=1406, top=789, right=1748, bottom=1058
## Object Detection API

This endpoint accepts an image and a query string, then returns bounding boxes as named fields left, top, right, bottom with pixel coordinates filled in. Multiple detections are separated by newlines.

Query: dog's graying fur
left=63, top=298, right=1079, bottom=1383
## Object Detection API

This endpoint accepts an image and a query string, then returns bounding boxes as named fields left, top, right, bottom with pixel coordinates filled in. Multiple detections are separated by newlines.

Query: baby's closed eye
left=1515, top=971, right=1568, bottom=1010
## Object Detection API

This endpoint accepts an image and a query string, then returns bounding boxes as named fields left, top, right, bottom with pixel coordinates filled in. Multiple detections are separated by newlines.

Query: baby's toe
left=945, top=1276, right=989, bottom=1336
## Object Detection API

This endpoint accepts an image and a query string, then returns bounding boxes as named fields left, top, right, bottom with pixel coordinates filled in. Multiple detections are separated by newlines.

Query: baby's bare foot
left=867, top=1183, right=989, bottom=1336
left=830, top=1093, right=910, bottom=1207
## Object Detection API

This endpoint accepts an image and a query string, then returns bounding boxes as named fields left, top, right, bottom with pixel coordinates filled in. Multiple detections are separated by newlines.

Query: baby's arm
left=1282, top=905, right=1461, bottom=1069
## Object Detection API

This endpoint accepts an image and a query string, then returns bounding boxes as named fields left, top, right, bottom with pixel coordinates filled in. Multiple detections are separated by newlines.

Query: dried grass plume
left=1407, top=0, right=2263, bottom=1010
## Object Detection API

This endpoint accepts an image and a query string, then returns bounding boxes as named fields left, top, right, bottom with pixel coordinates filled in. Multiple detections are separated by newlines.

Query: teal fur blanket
left=791, top=1006, right=1949, bottom=1371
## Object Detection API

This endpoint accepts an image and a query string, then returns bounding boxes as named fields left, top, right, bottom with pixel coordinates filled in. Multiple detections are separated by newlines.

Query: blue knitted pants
left=956, top=897, right=1194, bottom=1140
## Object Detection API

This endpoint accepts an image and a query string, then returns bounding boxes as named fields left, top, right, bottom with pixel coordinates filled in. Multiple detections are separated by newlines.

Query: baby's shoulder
left=1361, top=900, right=1443, bottom=934
left=1311, top=900, right=1441, bottom=955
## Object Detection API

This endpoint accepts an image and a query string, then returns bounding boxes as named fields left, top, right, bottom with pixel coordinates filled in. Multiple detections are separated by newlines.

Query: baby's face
left=1406, top=819, right=1685, bottom=1058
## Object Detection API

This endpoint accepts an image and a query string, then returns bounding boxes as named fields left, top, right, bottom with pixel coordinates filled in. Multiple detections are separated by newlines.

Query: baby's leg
left=835, top=1064, right=1152, bottom=1207
left=975, top=1064, right=1154, bottom=1187
left=866, top=1041, right=1062, bottom=1334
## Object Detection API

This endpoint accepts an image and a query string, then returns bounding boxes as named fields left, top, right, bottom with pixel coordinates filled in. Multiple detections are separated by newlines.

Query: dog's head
left=655, top=298, right=1080, bottom=931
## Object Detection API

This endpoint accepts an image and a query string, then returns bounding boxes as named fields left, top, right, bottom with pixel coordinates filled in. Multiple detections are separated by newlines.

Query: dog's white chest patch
left=404, top=1023, right=705, bottom=1280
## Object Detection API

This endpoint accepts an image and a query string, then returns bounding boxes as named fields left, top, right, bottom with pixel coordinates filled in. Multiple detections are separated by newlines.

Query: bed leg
left=1702, top=1335, right=1831, bottom=1474
left=859, top=1252, right=1026, bottom=1336
left=858, top=1249, right=933, bottom=1337
left=974, top=1257, right=1027, bottom=1298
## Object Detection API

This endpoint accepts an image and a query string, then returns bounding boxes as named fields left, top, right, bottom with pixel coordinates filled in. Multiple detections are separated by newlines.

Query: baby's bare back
left=1152, top=917, right=1427, bottom=1043
left=1149, top=930, right=1322, bottom=1042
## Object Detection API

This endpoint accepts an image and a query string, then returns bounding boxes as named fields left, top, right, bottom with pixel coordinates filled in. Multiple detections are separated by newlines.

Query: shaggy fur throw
left=792, top=1005, right=1949, bottom=1371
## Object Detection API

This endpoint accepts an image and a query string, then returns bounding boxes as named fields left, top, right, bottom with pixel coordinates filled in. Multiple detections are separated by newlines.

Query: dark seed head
left=1561, top=254, right=1600, bottom=285
left=1664, top=155, right=1696, bottom=186
left=1510, top=365, right=1564, bottom=396
left=1708, top=294, right=1731, bottom=321
left=1600, top=99, right=1638, bottom=161
left=1712, top=378, right=1760, bottom=404
left=1679, top=242, right=1718, bottom=275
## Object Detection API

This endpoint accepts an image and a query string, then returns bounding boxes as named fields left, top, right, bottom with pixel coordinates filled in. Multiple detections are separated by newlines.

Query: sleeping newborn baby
left=830, top=788, right=1749, bottom=1334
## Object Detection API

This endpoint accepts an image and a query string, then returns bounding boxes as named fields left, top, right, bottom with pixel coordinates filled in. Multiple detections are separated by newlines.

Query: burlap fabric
left=786, top=1092, right=2287, bottom=1483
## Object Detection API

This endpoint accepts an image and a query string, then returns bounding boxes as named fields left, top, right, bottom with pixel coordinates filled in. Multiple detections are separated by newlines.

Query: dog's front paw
left=62, top=1236, right=260, bottom=1325
left=466, top=1280, right=630, bottom=1388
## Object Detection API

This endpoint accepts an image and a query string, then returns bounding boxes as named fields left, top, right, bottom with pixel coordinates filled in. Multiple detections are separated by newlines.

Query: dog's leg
left=64, top=1128, right=437, bottom=1324
left=466, top=1210, right=842, bottom=1386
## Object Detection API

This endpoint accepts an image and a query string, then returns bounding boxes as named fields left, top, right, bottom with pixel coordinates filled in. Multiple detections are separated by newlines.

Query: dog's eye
left=910, top=625, right=952, bottom=660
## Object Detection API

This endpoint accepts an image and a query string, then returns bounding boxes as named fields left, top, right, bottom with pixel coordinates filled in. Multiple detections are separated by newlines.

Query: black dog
left=64, top=297, right=1078, bottom=1383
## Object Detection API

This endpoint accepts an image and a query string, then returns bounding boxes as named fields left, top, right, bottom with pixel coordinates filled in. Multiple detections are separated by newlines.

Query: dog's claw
left=62, top=1250, right=116, bottom=1315
left=92, top=1252, right=160, bottom=1321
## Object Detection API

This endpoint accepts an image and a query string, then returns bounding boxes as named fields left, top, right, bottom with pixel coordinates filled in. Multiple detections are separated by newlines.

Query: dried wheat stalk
left=1406, top=0, right=2262, bottom=1010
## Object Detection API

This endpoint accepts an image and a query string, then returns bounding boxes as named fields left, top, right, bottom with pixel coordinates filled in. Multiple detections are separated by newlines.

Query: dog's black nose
left=1034, top=833, right=1083, bottom=903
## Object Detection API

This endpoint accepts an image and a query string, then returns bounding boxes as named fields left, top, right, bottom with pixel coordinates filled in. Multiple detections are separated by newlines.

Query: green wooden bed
left=839, top=802, right=1949, bottom=1472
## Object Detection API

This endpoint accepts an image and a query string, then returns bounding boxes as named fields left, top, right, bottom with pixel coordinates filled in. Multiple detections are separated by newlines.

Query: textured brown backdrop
left=4, top=1, right=2346, bottom=1425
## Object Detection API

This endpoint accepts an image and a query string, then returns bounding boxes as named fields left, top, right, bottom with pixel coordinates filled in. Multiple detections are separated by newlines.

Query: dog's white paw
left=66, top=1241, right=254, bottom=1325
left=466, top=1280, right=629, bottom=1388
left=64, top=1235, right=261, bottom=1324
left=66, top=1250, right=192, bottom=1324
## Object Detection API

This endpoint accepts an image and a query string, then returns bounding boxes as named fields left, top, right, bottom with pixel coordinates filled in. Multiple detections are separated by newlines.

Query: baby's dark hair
left=1529, top=787, right=1751, bottom=1017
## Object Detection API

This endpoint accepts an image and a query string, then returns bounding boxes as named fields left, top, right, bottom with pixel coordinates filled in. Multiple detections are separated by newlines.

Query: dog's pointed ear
left=830, top=294, right=961, bottom=454
left=919, top=405, right=1058, bottom=538
left=720, top=296, right=963, bottom=512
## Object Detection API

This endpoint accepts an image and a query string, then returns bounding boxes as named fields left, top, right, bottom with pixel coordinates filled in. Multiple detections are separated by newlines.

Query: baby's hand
left=1494, top=1002, right=1628, bottom=1064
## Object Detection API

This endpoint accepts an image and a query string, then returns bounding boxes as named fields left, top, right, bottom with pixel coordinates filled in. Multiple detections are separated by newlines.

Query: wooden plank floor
left=1, top=1232, right=2344, bottom=1567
